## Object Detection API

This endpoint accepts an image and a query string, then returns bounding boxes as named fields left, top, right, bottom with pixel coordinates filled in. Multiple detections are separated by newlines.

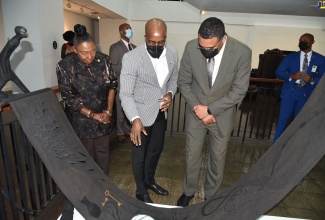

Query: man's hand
left=202, top=115, right=216, bottom=125
left=193, top=105, right=209, bottom=119
left=130, top=118, right=147, bottom=147
left=159, top=92, right=173, bottom=112
left=303, top=74, right=313, bottom=82
left=290, top=71, right=303, bottom=80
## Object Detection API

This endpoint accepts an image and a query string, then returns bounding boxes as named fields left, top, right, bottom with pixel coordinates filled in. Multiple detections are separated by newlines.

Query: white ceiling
left=184, top=0, right=325, bottom=17
left=63, top=0, right=325, bottom=19
left=63, top=0, right=124, bottom=19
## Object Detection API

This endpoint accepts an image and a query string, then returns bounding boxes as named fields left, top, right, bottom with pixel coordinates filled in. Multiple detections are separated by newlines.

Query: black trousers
left=132, top=111, right=167, bottom=195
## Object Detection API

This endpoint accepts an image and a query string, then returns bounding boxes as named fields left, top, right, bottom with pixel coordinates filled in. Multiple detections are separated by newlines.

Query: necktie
left=300, top=54, right=308, bottom=87
left=128, top=43, right=132, bottom=51
left=207, top=58, right=215, bottom=88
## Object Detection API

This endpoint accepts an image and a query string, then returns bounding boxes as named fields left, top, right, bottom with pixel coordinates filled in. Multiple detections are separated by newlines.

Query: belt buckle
left=297, top=83, right=302, bottom=87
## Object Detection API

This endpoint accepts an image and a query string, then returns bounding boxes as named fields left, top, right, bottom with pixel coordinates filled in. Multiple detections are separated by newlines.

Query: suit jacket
left=119, top=43, right=178, bottom=127
left=109, top=40, right=136, bottom=76
left=276, top=51, right=325, bottom=99
left=178, top=36, right=252, bottom=137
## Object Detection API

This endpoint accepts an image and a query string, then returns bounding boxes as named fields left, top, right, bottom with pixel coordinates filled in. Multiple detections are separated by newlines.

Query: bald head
left=119, top=23, right=131, bottom=41
left=301, top=33, right=314, bottom=42
left=299, top=33, right=315, bottom=52
left=119, top=23, right=130, bottom=32
left=145, top=18, right=167, bottom=38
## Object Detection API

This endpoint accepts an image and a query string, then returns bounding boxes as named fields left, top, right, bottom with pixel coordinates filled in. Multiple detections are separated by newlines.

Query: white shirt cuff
left=131, top=116, right=140, bottom=123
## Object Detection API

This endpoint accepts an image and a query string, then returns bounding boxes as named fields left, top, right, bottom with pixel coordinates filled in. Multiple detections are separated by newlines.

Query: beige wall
left=0, top=0, right=11, bottom=91
left=1, top=0, right=64, bottom=92
left=63, top=10, right=97, bottom=42
left=251, top=26, right=325, bottom=69
left=99, top=18, right=127, bottom=55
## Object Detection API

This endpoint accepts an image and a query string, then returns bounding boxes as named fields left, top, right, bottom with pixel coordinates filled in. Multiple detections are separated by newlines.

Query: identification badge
left=312, top=65, right=317, bottom=73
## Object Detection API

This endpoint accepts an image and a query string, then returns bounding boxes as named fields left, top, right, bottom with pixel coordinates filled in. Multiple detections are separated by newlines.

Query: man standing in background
left=110, top=23, right=136, bottom=143
left=273, top=33, right=325, bottom=143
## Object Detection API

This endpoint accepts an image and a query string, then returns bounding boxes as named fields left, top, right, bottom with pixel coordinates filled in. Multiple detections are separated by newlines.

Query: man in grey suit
left=109, top=23, right=136, bottom=143
left=177, top=17, right=252, bottom=206
left=120, top=18, right=178, bottom=203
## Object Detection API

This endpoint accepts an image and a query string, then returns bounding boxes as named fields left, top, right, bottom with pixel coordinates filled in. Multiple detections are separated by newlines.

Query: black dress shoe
left=146, top=184, right=169, bottom=195
left=136, top=193, right=153, bottom=203
left=177, top=193, right=194, bottom=207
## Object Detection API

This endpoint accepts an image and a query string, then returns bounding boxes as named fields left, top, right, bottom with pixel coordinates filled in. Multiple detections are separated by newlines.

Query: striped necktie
left=300, top=54, right=308, bottom=87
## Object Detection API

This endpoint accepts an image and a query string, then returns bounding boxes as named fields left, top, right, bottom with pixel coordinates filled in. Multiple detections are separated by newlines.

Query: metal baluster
left=10, top=122, right=29, bottom=219
left=21, top=130, right=38, bottom=215
left=0, top=113, right=19, bottom=220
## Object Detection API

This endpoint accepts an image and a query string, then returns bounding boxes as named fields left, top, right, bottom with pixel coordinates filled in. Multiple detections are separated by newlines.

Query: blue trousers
left=274, top=91, right=307, bottom=143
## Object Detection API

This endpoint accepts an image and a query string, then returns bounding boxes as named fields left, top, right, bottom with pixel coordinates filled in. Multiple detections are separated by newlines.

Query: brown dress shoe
left=117, top=135, right=127, bottom=143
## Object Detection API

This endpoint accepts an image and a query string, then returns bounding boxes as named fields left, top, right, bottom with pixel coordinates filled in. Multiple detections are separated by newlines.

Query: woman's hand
left=92, top=112, right=111, bottom=124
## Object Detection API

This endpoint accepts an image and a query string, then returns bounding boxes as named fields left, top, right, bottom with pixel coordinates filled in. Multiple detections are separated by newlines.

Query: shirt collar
left=121, top=38, right=130, bottom=48
left=216, top=36, right=227, bottom=58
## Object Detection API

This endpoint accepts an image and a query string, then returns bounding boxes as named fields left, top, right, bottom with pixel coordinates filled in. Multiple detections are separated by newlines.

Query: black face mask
left=200, top=48, right=219, bottom=59
left=146, top=44, right=164, bottom=59
left=298, top=41, right=309, bottom=51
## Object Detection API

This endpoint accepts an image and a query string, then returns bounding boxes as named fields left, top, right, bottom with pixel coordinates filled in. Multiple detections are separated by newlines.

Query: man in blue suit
left=274, top=33, right=325, bottom=142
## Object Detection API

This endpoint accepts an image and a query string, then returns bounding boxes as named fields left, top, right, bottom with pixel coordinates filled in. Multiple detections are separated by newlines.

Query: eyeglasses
left=197, top=37, right=224, bottom=52
left=197, top=46, right=217, bottom=51
left=146, top=39, right=166, bottom=47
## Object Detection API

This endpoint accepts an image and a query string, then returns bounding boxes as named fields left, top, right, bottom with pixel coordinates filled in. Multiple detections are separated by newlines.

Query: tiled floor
left=109, top=133, right=325, bottom=220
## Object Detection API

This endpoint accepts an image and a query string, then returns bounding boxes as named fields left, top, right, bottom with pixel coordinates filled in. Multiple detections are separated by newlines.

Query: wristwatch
left=207, top=108, right=212, bottom=115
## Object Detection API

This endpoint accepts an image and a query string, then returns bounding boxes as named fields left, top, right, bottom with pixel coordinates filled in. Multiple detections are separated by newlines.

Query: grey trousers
left=183, top=120, right=230, bottom=199
left=115, top=89, right=130, bottom=136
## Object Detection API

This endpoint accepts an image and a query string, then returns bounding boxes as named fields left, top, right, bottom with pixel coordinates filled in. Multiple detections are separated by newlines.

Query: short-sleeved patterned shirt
left=56, top=52, right=118, bottom=138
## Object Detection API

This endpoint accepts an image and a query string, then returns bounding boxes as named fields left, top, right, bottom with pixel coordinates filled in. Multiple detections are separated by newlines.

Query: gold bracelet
left=103, top=110, right=112, bottom=117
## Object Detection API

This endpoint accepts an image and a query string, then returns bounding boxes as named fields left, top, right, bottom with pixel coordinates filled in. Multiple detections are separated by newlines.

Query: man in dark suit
left=120, top=18, right=178, bottom=203
left=273, top=33, right=325, bottom=143
left=109, top=23, right=136, bottom=143
left=177, top=17, right=252, bottom=207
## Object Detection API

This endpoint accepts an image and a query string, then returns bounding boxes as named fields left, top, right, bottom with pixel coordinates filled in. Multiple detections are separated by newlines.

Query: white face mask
left=125, top=29, right=133, bottom=39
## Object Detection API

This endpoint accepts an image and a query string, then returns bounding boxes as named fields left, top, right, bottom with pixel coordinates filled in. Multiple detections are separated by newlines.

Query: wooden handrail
left=250, top=77, right=284, bottom=83
left=1, top=79, right=283, bottom=112
left=1, top=86, right=60, bottom=112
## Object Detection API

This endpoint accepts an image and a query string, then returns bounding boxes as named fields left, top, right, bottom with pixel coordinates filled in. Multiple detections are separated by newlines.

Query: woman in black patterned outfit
left=56, top=24, right=117, bottom=220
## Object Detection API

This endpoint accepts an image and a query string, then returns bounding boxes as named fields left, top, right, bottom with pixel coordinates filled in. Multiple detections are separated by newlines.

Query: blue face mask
left=125, top=29, right=133, bottom=39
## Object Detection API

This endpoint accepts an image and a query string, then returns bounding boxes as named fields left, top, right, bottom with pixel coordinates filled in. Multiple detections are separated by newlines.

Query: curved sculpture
left=0, top=26, right=29, bottom=99
left=9, top=75, right=325, bottom=219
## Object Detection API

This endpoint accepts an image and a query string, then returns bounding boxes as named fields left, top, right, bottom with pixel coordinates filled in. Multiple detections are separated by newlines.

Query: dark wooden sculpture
left=0, top=26, right=29, bottom=99
left=2, top=26, right=324, bottom=219
left=8, top=74, right=325, bottom=219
